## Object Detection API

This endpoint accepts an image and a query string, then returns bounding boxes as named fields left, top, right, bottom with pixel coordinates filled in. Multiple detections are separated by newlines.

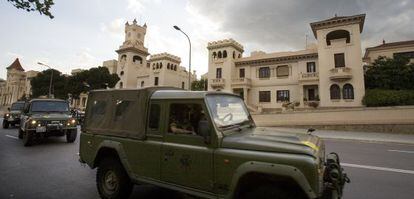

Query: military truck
left=79, top=88, right=349, bottom=199
left=3, top=101, right=25, bottom=128
left=19, top=98, right=78, bottom=146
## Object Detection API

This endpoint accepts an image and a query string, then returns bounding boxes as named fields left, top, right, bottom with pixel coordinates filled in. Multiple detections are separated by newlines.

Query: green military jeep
left=19, top=98, right=78, bottom=146
left=3, top=101, right=25, bottom=128
left=79, top=88, right=349, bottom=199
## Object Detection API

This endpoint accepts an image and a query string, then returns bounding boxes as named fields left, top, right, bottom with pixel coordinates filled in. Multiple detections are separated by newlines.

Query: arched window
left=120, top=54, right=127, bottom=61
left=212, top=52, right=217, bottom=59
left=343, top=84, right=354, bottom=99
left=156, top=63, right=159, bottom=69
left=160, top=63, right=163, bottom=69
left=276, top=65, right=289, bottom=77
left=330, top=84, right=340, bottom=100
left=174, top=65, right=177, bottom=71
left=141, top=81, right=144, bottom=87
left=223, top=50, right=227, bottom=58
left=218, top=51, right=222, bottom=58
left=233, top=51, right=236, bottom=59
left=120, top=71, right=124, bottom=76
left=119, top=82, right=123, bottom=89
left=326, top=30, right=350, bottom=45
left=133, top=56, right=142, bottom=64
left=167, top=63, right=170, bottom=69
left=238, top=54, right=241, bottom=58
left=181, top=82, right=185, bottom=89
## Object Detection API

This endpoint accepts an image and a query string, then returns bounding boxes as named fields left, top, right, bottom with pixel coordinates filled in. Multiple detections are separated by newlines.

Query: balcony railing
left=231, top=78, right=252, bottom=87
left=329, top=67, right=352, bottom=81
left=210, top=78, right=225, bottom=88
left=298, top=72, right=319, bottom=82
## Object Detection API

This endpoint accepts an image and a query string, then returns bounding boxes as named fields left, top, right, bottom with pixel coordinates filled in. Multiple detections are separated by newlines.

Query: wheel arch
left=227, top=161, right=316, bottom=199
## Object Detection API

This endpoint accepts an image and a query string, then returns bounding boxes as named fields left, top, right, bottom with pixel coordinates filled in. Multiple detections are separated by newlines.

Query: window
left=238, top=54, right=241, bottom=58
left=168, top=103, right=204, bottom=135
left=258, top=67, right=270, bottom=78
left=120, top=71, right=124, bottom=76
left=212, top=52, right=217, bottom=59
left=223, top=50, right=227, bottom=58
left=326, top=30, right=350, bottom=45
left=91, top=100, right=106, bottom=115
left=334, top=53, right=345, bottom=68
left=174, top=65, right=177, bottom=71
left=167, top=63, right=170, bottom=69
left=160, top=63, right=163, bottom=69
left=81, top=98, right=86, bottom=107
left=330, top=84, right=340, bottom=100
left=239, top=68, right=245, bottom=78
left=218, top=51, right=222, bottom=58
left=277, top=65, right=289, bottom=77
left=233, top=51, right=236, bottom=59
left=394, top=51, right=414, bottom=59
left=141, top=81, right=144, bottom=87
left=216, top=68, right=222, bottom=78
left=154, top=77, right=159, bottom=86
left=148, top=104, right=161, bottom=130
left=343, top=84, right=354, bottom=99
left=307, top=62, right=316, bottom=73
left=259, top=91, right=271, bottom=102
left=120, top=55, right=127, bottom=61
left=133, top=56, right=142, bottom=64
left=119, top=82, right=123, bottom=89
left=114, top=100, right=132, bottom=121
left=156, top=63, right=159, bottom=69
left=276, top=90, right=290, bottom=102
left=182, top=82, right=185, bottom=89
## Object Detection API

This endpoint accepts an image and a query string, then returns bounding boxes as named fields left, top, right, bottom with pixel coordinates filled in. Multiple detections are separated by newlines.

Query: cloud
left=188, top=0, right=414, bottom=52
left=100, top=18, right=125, bottom=39
left=74, top=48, right=99, bottom=68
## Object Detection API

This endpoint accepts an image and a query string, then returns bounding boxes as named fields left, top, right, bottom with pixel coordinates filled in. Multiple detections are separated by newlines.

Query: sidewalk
left=265, top=127, right=414, bottom=145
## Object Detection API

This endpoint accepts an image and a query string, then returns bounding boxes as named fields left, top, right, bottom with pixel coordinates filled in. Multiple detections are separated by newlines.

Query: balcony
left=298, top=72, right=319, bottom=82
left=231, top=78, right=252, bottom=88
left=329, top=67, right=352, bottom=81
left=210, top=78, right=225, bottom=88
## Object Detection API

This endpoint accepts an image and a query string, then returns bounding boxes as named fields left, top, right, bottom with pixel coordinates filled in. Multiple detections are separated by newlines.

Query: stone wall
left=252, top=106, right=414, bottom=134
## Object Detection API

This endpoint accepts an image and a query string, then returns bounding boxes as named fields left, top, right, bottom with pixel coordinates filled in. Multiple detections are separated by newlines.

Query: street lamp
left=37, top=62, right=54, bottom=98
left=173, top=25, right=192, bottom=90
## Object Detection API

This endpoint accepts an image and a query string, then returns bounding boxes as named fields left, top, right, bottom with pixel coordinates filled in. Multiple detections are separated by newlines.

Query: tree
left=30, top=69, right=68, bottom=99
left=191, top=78, right=207, bottom=91
left=7, top=0, right=54, bottom=19
left=67, top=67, right=119, bottom=99
left=365, top=55, right=414, bottom=90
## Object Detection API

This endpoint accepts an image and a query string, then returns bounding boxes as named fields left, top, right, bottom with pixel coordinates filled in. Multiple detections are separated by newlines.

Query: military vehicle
left=19, top=98, right=78, bottom=146
left=2, top=101, right=25, bottom=128
left=79, top=88, right=349, bottom=199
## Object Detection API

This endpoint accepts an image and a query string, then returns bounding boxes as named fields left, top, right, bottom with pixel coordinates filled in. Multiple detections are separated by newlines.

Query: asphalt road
left=0, top=125, right=413, bottom=199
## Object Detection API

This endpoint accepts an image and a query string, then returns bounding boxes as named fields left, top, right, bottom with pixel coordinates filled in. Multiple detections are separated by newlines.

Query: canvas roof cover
left=83, top=87, right=178, bottom=139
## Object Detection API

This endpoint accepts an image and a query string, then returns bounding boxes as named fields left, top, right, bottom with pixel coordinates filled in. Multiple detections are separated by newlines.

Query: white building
left=207, top=14, right=366, bottom=112
left=103, top=19, right=195, bottom=90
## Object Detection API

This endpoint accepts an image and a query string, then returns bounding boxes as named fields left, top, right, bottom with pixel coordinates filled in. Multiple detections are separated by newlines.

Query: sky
left=0, top=0, right=413, bottom=79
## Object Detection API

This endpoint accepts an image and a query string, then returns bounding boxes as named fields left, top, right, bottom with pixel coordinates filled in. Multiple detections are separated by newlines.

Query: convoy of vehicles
left=18, top=99, right=78, bottom=146
left=79, top=88, right=349, bottom=199
left=2, top=101, right=25, bottom=129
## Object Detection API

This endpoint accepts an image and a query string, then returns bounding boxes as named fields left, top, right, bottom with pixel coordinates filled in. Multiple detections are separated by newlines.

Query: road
left=1, top=125, right=413, bottom=199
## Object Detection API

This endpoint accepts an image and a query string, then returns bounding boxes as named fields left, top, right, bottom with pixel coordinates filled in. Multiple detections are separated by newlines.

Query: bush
left=363, top=89, right=414, bottom=107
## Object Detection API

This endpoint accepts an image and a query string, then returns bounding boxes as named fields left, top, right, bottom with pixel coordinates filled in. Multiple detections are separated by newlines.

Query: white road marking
left=5, top=135, right=18, bottom=139
left=388, top=149, right=414, bottom=154
left=342, top=163, right=414, bottom=175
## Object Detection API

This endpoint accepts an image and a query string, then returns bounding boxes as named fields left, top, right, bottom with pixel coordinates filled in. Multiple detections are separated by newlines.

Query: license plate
left=8, top=118, right=14, bottom=122
left=36, top=126, right=46, bottom=133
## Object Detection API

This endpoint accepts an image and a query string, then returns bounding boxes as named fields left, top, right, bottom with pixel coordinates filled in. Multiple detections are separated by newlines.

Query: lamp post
left=173, top=25, right=192, bottom=90
left=37, top=62, right=54, bottom=98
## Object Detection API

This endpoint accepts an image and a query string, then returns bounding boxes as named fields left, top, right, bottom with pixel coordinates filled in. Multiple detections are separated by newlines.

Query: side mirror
left=198, top=120, right=211, bottom=144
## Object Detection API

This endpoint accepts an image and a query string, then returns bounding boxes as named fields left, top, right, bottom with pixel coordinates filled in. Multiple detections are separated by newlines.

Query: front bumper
left=321, top=152, right=350, bottom=199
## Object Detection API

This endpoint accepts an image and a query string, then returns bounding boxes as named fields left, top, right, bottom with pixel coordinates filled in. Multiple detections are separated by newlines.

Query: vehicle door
left=161, top=100, right=214, bottom=192
left=20, top=102, right=30, bottom=129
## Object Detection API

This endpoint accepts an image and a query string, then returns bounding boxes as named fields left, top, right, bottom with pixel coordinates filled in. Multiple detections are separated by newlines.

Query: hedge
left=363, top=89, right=414, bottom=107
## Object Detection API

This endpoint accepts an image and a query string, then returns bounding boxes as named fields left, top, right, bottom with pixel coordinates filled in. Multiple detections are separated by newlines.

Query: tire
left=96, top=157, right=133, bottom=199
left=23, top=130, right=34, bottom=147
left=18, top=128, right=23, bottom=139
left=241, top=184, right=305, bottom=199
left=3, top=121, right=9, bottom=129
left=66, top=129, right=77, bottom=143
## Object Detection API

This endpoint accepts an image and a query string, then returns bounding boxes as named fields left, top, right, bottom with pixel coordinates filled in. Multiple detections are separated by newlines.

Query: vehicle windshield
left=11, top=102, right=25, bottom=111
left=31, top=101, right=70, bottom=113
left=206, top=95, right=252, bottom=131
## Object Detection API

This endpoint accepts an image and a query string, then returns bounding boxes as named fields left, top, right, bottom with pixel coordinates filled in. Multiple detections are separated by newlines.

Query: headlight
left=67, top=119, right=76, bottom=126
left=31, top=120, right=37, bottom=125
left=5, top=113, right=9, bottom=117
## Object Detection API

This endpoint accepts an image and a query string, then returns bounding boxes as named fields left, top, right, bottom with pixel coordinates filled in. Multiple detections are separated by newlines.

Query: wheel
left=18, top=128, right=23, bottom=139
left=66, top=129, right=77, bottom=143
left=96, top=157, right=133, bottom=199
left=3, top=121, right=9, bottom=129
left=241, top=184, right=305, bottom=199
left=23, top=130, right=34, bottom=147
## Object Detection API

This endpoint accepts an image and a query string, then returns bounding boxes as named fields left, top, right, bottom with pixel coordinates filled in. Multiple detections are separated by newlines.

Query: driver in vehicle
left=170, top=117, right=195, bottom=134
